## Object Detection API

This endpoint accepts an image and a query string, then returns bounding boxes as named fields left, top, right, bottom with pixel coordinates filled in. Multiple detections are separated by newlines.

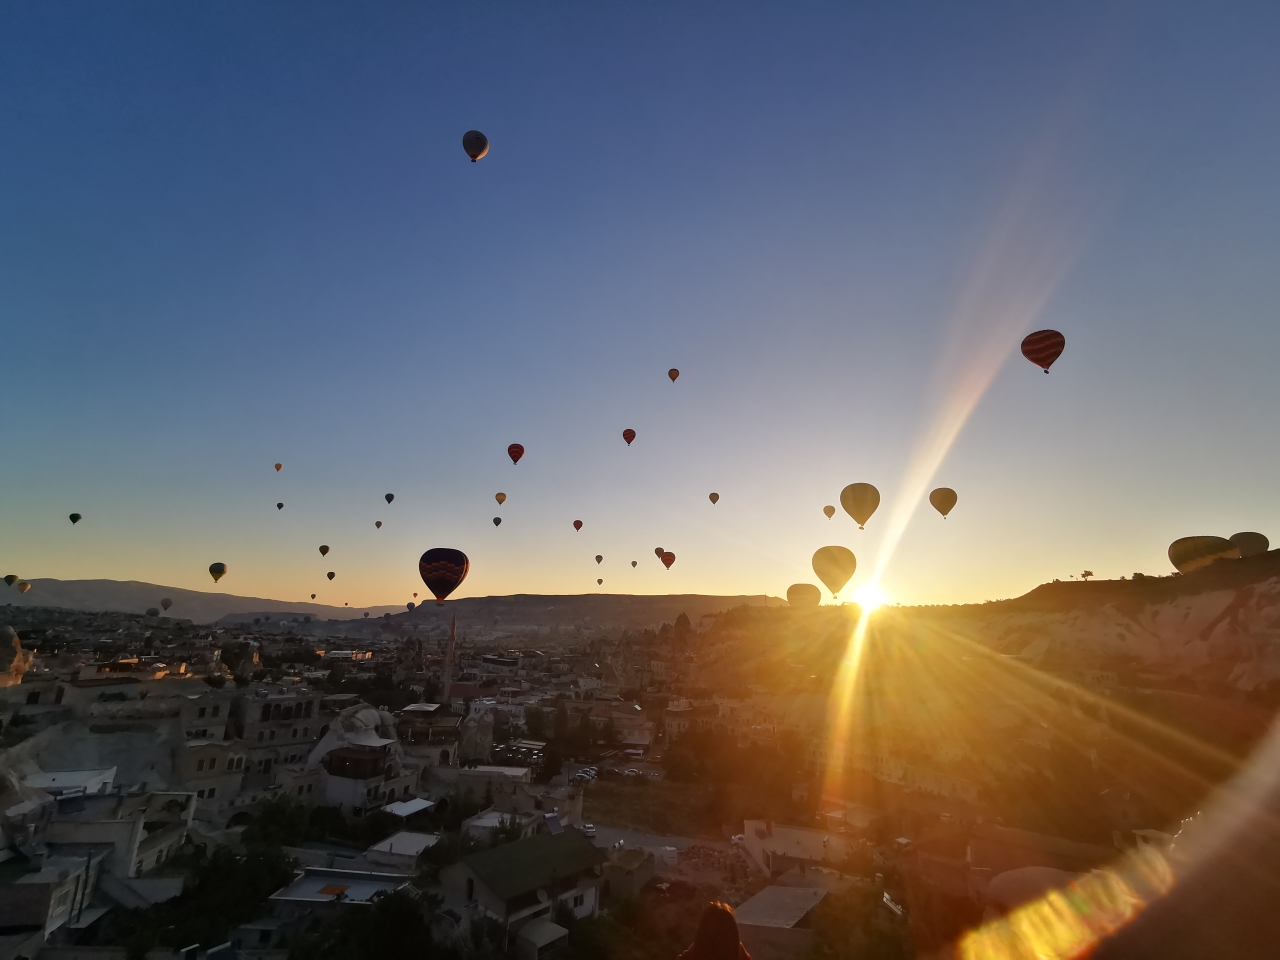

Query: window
left=297, top=786, right=303, bottom=795
left=208, top=757, right=217, bottom=771
left=198, top=707, right=207, bottom=718
left=466, top=878, right=474, bottom=901
left=197, top=759, right=205, bottom=772
left=26, top=691, right=39, bottom=705
left=260, top=704, right=271, bottom=722
left=306, top=784, right=313, bottom=793
left=303, top=727, right=309, bottom=737
left=292, top=728, right=298, bottom=738
left=258, top=731, right=264, bottom=742
left=212, top=705, right=220, bottom=717
left=304, top=700, right=313, bottom=718
left=197, top=789, right=206, bottom=799
left=573, top=894, right=585, bottom=908
left=207, top=786, right=216, bottom=798
left=54, top=686, right=65, bottom=704
left=269, top=730, right=276, bottom=740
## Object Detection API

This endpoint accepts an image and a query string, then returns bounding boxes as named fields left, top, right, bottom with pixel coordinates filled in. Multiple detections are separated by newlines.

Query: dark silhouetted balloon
left=595, top=555, right=603, bottom=564
left=623, top=429, right=636, bottom=445
left=823, top=505, right=835, bottom=519
left=1230, top=532, right=1269, bottom=558
left=209, top=563, right=227, bottom=583
left=274, top=463, right=282, bottom=472
left=17, top=582, right=31, bottom=594
left=419, top=548, right=469, bottom=605
left=407, top=602, right=415, bottom=610
left=1021, top=329, right=1066, bottom=372
left=69, top=513, right=81, bottom=524
left=462, top=130, right=489, bottom=162
left=413, top=593, right=417, bottom=598
left=311, top=594, right=316, bottom=599
left=597, top=578, right=603, bottom=585
left=655, top=547, right=664, bottom=558
left=364, top=612, right=369, bottom=618
left=661, top=551, right=676, bottom=570
left=3, top=576, right=16, bottom=586
left=493, top=517, right=502, bottom=526
left=787, top=583, right=821, bottom=607
left=508, top=444, right=525, bottom=464
left=319, top=545, right=330, bottom=557
left=1168, top=536, right=1239, bottom=574
left=929, top=488, right=958, bottom=518
left=573, top=520, right=583, bottom=531
left=495, top=492, right=507, bottom=505
left=385, top=493, right=394, bottom=504
left=668, top=368, right=679, bottom=382
left=840, top=483, right=880, bottom=529
left=327, top=571, right=335, bottom=581
left=376, top=521, right=382, bottom=529
left=146, top=607, right=159, bottom=617
left=631, top=561, right=637, bottom=568
left=708, top=493, right=719, bottom=504
left=161, top=598, right=172, bottom=611
left=812, top=546, right=856, bottom=596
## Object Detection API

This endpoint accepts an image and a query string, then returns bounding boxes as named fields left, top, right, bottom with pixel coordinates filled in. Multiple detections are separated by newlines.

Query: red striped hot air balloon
left=1021, top=330, right=1066, bottom=373
left=623, top=429, right=636, bottom=445
left=661, top=551, right=676, bottom=569
left=573, top=520, right=583, bottom=531
left=508, top=444, right=525, bottom=464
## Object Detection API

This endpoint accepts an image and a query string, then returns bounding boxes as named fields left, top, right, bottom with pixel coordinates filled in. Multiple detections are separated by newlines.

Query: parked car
left=583, top=823, right=596, bottom=837
left=623, top=768, right=641, bottom=777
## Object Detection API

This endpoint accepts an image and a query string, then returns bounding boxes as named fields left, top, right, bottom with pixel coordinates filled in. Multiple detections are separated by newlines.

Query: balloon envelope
left=573, top=520, right=583, bottom=531
left=929, top=488, right=958, bottom=518
left=462, top=129, right=489, bottom=161
left=161, top=598, right=172, bottom=611
left=311, top=594, right=316, bottom=599
left=597, top=578, right=603, bottom=585
left=655, top=547, right=664, bottom=558
left=17, top=582, right=31, bottom=594
left=3, top=576, right=16, bottom=586
left=419, top=548, right=469, bottom=605
left=668, top=368, right=679, bottom=382
left=1229, top=532, right=1269, bottom=558
left=327, top=571, right=335, bottom=580
left=209, top=562, right=227, bottom=583
left=661, top=551, right=676, bottom=569
left=69, top=513, right=81, bottom=524
left=319, top=545, right=330, bottom=557
left=709, top=493, right=719, bottom=504
left=840, top=483, right=880, bottom=529
left=407, top=602, right=415, bottom=610
left=274, top=463, right=282, bottom=472
left=812, top=546, right=856, bottom=596
left=385, top=494, right=394, bottom=504
left=595, top=555, right=603, bottom=564
left=1021, top=329, right=1066, bottom=372
left=823, top=505, right=835, bottom=519
left=146, top=607, right=159, bottom=617
left=493, top=517, right=502, bottom=526
left=495, top=492, right=507, bottom=505
left=508, top=443, right=525, bottom=464
left=787, top=583, right=821, bottom=608
left=376, top=521, right=382, bottom=529
left=1168, top=536, right=1239, bottom=574
left=631, top=561, right=637, bottom=567
left=623, top=429, right=636, bottom=445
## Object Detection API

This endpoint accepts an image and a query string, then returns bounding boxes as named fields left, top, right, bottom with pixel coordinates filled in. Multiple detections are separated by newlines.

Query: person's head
left=692, top=901, right=742, bottom=960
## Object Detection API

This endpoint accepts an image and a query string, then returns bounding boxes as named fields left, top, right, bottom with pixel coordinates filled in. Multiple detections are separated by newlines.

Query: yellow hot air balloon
left=812, top=546, right=856, bottom=597
left=17, top=581, right=32, bottom=594
left=1230, top=532, right=1269, bottom=558
left=1168, top=536, right=1239, bottom=574
left=929, top=487, right=958, bottom=518
left=495, top=492, right=507, bottom=505
left=823, top=505, right=835, bottom=519
left=840, top=484, right=880, bottom=529
left=787, top=583, right=821, bottom=607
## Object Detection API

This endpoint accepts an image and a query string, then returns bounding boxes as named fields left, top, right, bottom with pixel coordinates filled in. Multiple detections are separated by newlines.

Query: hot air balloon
left=327, top=571, right=335, bottom=581
left=209, top=563, right=227, bottom=583
left=495, top=493, right=507, bottom=505
left=161, top=598, right=172, bottom=611
left=419, top=548, right=469, bottom=605
left=597, top=579, right=603, bottom=585
left=17, top=582, right=31, bottom=594
left=319, top=545, right=330, bottom=557
left=655, top=547, right=664, bottom=558
left=3, top=576, right=16, bottom=586
left=364, top=612, right=369, bottom=618
left=623, top=429, right=636, bottom=445
left=595, top=555, right=603, bottom=564
left=812, top=546, right=856, bottom=596
left=929, top=488, right=958, bottom=518
left=631, top=561, right=637, bottom=568
left=1021, top=329, right=1066, bottom=373
left=407, top=602, right=415, bottom=610
left=275, top=463, right=282, bottom=472
left=1168, top=536, right=1239, bottom=574
left=1230, top=532, right=1269, bottom=558
left=787, top=583, right=821, bottom=608
left=823, top=505, right=835, bottom=519
left=413, top=593, right=417, bottom=598
left=311, top=594, right=316, bottom=599
left=840, top=483, right=880, bottom=529
left=508, top=444, right=524, bottom=465
left=661, top=551, right=676, bottom=570
left=69, top=513, right=81, bottom=524
left=709, top=493, right=719, bottom=504
left=462, top=130, right=489, bottom=162
left=376, top=521, right=382, bottom=529
left=493, top=517, right=502, bottom=526
left=668, top=368, right=679, bottom=382
left=146, top=607, right=160, bottom=617
left=573, top=520, right=583, bottom=531
left=385, top=493, right=394, bottom=504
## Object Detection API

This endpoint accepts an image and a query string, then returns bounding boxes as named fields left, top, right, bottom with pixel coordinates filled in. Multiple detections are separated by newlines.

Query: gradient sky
left=3, top=2, right=1279, bottom=608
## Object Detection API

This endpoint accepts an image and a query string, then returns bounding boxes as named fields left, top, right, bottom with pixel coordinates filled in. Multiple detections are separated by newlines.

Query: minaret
left=441, top=614, right=457, bottom=706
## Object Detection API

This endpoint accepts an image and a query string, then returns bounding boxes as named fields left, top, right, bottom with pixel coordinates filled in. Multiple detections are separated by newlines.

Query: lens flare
left=852, top=580, right=888, bottom=611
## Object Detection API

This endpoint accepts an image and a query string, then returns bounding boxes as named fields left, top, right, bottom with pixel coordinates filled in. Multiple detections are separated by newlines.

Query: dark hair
left=691, top=902, right=742, bottom=960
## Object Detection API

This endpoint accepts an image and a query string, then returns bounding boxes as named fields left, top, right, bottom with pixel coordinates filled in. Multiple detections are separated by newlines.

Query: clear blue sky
left=2, top=2, right=1278, bottom=607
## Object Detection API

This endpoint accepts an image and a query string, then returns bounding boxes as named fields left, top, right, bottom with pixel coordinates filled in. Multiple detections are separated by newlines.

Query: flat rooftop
left=734, top=886, right=827, bottom=929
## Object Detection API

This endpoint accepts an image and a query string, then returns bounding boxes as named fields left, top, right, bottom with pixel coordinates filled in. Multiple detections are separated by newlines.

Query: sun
left=852, top=580, right=889, bottom=611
